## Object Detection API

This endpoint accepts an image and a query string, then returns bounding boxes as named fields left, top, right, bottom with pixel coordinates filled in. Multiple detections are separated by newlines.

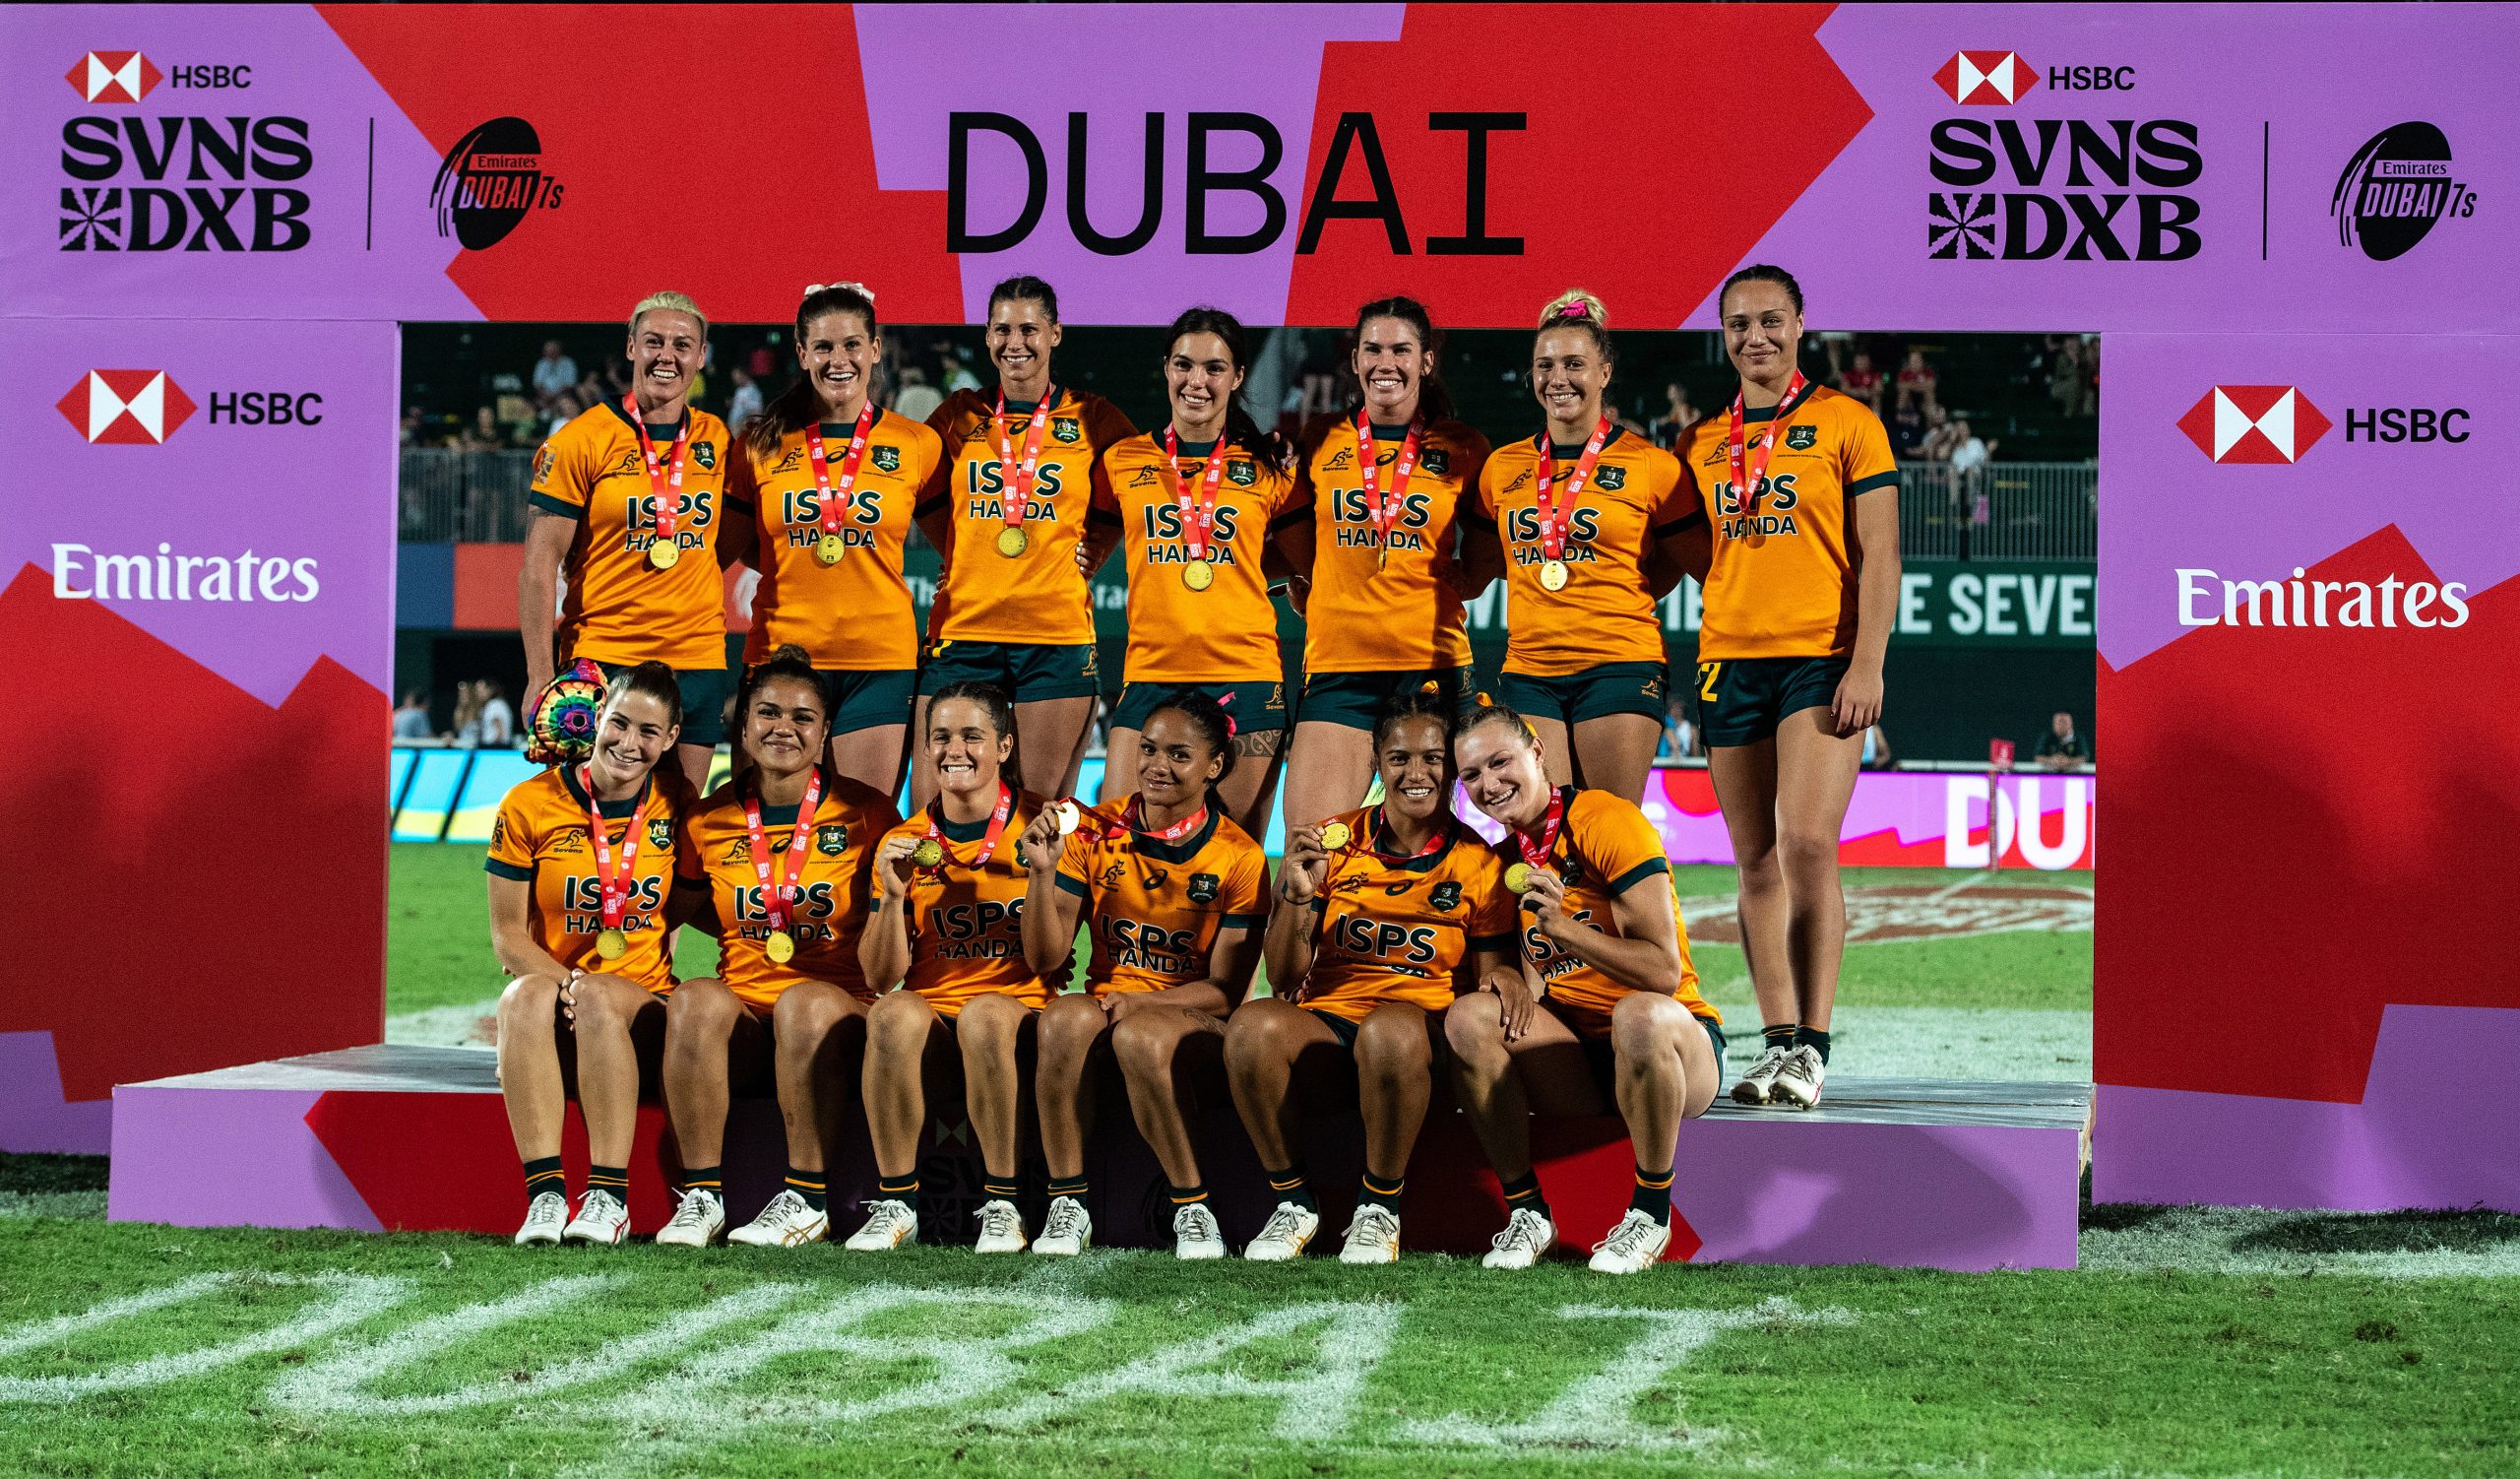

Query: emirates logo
left=56, top=370, right=197, bottom=445
left=66, top=50, right=160, bottom=104
left=1934, top=51, right=2038, bottom=106
left=2176, top=386, right=2333, bottom=465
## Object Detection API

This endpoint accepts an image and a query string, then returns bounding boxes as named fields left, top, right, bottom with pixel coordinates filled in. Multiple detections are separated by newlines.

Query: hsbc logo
left=1935, top=51, right=2037, bottom=106
left=56, top=370, right=197, bottom=445
left=66, top=50, right=161, bottom=104
left=2176, top=386, right=2334, bottom=465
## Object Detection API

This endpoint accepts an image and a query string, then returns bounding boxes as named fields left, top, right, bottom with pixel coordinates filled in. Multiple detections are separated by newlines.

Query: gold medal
left=913, top=838, right=945, bottom=868
left=1374, top=545, right=1388, bottom=572
left=996, top=525, right=1029, bottom=558
left=815, top=532, right=846, bottom=565
left=1503, top=863, right=1533, bottom=894
left=648, top=541, right=680, bottom=570
left=1538, top=558, right=1569, bottom=592
left=1053, top=800, right=1082, bottom=835
left=596, top=927, right=628, bottom=960
left=1181, top=559, right=1215, bottom=592
left=1317, top=820, right=1352, bottom=852
left=764, top=929, right=796, bottom=964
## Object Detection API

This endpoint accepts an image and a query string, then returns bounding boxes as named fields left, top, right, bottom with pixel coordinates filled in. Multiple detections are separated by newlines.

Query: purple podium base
left=110, top=1046, right=2090, bottom=1271
left=0, top=1031, right=112, bottom=1154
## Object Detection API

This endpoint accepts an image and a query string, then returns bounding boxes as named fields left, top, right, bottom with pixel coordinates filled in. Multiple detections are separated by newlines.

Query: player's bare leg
left=1218, top=728, right=1287, bottom=840
left=571, top=974, right=667, bottom=1169
left=1100, top=727, right=1143, bottom=804
left=1224, top=997, right=1344, bottom=1258
left=1708, top=738, right=1796, bottom=1102
left=1282, top=721, right=1375, bottom=831
left=1526, top=715, right=1577, bottom=787
left=768, top=981, right=868, bottom=1179
left=908, top=695, right=939, bottom=811
left=673, top=741, right=716, bottom=797
left=1570, top=713, right=1666, bottom=807
left=1016, top=696, right=1098, bottom=799
left=1765, top=708, right=1863, bottom=1109
left=662, top=977, right=771, bottom=1172
left=828, top=724, right=909, bottom=801
left=496, top=975, right=568, bottom=1166
left=1035, top=993, right=1111, bottom=1186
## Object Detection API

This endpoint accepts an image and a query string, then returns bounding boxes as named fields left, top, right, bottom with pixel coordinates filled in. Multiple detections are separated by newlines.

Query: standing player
left=1227, top=687, right=1519, bottom=1263
left=848, top=681, right=1058, bottom=1253
left=1279, top=297, right=1496, bottom=828
left=655, top=648, right=898, bottom=1248
left=487, top=664, right=690, bottom=1247
left=522, top=291, right=732, bottom=794
left=723, top=283, right=944, bottom=798
left=1678, top=265, right=1899, bottom=1111
left=1095, top=308, right=1308, bottom=834
left=915, top=277, right=1136, bottom=806
left=1468, top=291, right=1695, bottom=804
left=1447, top=702, right=1724, bottom=1273
left=1017, top=693, right=1270, bottom=1258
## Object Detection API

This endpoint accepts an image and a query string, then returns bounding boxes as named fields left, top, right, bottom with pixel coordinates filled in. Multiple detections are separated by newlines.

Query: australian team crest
left=532, top=444, right=554, bottom=485
left=872, top=445, right=901, bottom=474
left=1786, top=424, right=1818, bottom=451
left=1227, top=460, right=1256, bottom=487
left=1595, top=465, right=1627, bottom=491
left=649, top=818, right=675, bottom=852
left=1052, top=417, right=1082, bottom=444
left=1419, top=447, right=1451, bottom=477
left=815, top=824, right=849, bottom=857
left=692, top=440, right=718, bottom=471
left=1188, top=872, right=1221, bottom=904
left=1429, top=880, right=1463, bottom=913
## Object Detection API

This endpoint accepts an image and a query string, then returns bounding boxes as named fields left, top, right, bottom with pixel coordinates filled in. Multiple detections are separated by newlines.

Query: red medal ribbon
left=1129, top=796, right=1208, bottom=844
left=1535, top=415, right=1612, bottom=564
left=741, top=769, right=824, bottom=934
left=807, top=401, right=879, bottom=545
left=926, top=781, right=1018, bottom=868
left=577, top=765, right=652, bottom=935
left=1512, top=788, right=1569, bottom=871
left=1370, top=804, right=1452, bottom=864
left=992, top=385, right=1058, bottom=538
left=1354, top=410, right=1422, bottom=560
left=1725, top=369, right=1808, bottom=521
left=1161, top=427, right=1232, bottom=563
left=624, top=394, right=693, bottom=558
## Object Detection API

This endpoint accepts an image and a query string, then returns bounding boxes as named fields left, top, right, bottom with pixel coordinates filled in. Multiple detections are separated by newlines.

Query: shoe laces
left=1346, top=1204, right=1401, bottom=1245
left=754, top=1189, right=810, bottom=1226
left=1593, top=1211, right=1660, bottom=1258
left=1174, top=1202, right=1220, bottom=1240
left=663, top=1189, right=720, bottom=1230
left=975, top=1200, right=1022, bottom=1240
left=1040, top=1196, right=1087, bottom=1242
left=1489, top=1207, right=1549, bottom=1254
left=579, top=1189, right=625, bottom=1219
left=858, top=1198, right=913, bottom=1234
left=1255, top=1202, right=1309, bottom=1245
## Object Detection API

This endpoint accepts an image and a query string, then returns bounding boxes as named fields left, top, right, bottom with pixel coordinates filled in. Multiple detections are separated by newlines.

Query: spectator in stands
left=1920, top=402, right=1960, bottom=464
left=392, top=689, right=434, bottom=740
left=2037, top=711, right=2088, bottom=771
left=1836, top=350, right=1884, bottom=413
left=450, top=680, right=484, bottom=746
left=544, top=389, right=582, bottom=438
left=1889, top=398, right=1927, bottom=460
left=891, top=363, right=944, bottom=423
left=2049, top=336, right=2095, bottom=418
left=1947, top=418, right=1995, bottom=499
left=1895, top=347, right=1938, bottom=410
left=462, top=406, right=505, bottom=453
left=1661, top=693, right=1699, bottom=761
left=400, top=405, right=425, bottom=446
left=531, top=340, right=578, bottom=408
left=1859, top=722, right=1896, bottom=771
left=724, top=365, right=764, bottom=433
left=477, top=680, right=518, bottom=748
left=1650, top=381, right=1700, bottom=448
left=747, top=344, right=777, bottom=381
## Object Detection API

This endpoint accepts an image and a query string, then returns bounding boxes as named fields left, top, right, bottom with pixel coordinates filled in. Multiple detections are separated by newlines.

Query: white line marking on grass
left=0, top=1273, right=411, bottom=1403
left=2080, top=1206, right=2520, bottom=1280
left=982, top=1300, right=1400, bottom=1444
left=383, top=999, right=500, bottom=1047
left=1927, top=872, right=1980, bottom=904
left=269, top=1273, right=622, bottom=1415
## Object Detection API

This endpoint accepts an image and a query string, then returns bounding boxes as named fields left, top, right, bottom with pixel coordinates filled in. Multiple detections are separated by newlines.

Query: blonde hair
left=1535, top=288, right=1614, bottom=365
left=628, top=289, right=709, bottom=341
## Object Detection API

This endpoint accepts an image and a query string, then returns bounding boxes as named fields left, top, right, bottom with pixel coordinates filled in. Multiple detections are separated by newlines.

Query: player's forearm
left=1262, top=905, right=1315, bottom=997
left=518, top=568, right=558, bottom=682
left=858, top=902, right=914, bottom=992
left=492, top=925, right=569, bottom=985
left=1547, top=925, right=1680, bottom=995
left=1850, top=535, right=1901, bottom=675
left=1019, top=881, right=1074, bottom=978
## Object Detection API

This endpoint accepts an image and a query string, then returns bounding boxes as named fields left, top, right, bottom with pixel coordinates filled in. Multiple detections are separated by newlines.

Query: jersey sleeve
left=1463, top=458, right=1500, bottom=529
left=724, top=438, right=760, bottom=516
left=1578, top=793, right=1670, bottom=895
left=527, top=422, right=594, bottom=520
left=1054, top=825, right=1098, bottom=900
left=1222, top=842, right=1269, bottom=930
left=1841, top=404, right=1900, bottom=498
left=908, top=419, right=947, bottom=495
left=1467, top=859, right=1519, bottom=954
left=1448, top=426, right=1493, bottom=502
left=1086, top=398, right=1139, bottom=502
left=485, top=789, right=538, bottom=880
left=1091, top=444, right=1128, bottom=519
left=1645, top=447, right=1699, bottom=535
left=917, top=400, right=965, bottom=508
left=673, top=809, right=707, bottom=883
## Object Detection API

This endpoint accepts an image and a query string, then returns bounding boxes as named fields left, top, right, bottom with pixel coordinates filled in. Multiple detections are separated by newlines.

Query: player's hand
left=1832, top=665, right=1884, bottom=737
left=522, top=668, right=554, bottom=729
left=876, top=835, right=921, bottom=899
left=556, top=974, right=577, bottom=1025
left=1485, top=968, right=1539, bottom=1042
left=1280, top=825, right=1329, bottom=904
left=1019, top=807, right=1066, bottom=876
left=1521, top=868, right=1576, bottom=941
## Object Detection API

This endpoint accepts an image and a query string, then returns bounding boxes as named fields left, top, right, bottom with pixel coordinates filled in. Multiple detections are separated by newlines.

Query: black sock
left=1796, top=1027, right=1832, bottom=1064
left=876, top=1172, right=918, bottom=1200
left=1632, top=1165, right=1674, bottom=1225
left=981, top=1176, right=1023, bottom=1203
left=680, top=1165, right=723, bottom=1198
left=1763, top=1023, right=1798, bottom=1058
left=1498, top=1171, right=1550, bottom=1221
left=1047, top=1175, right=1089, bottom=1202
left=586, top=1165, right=628, bottom=1200
left=1168, top=1183, right=1211, bottom=1208
left=523, top=1156, right=565, bottom=1202
left=783, top=1168, right=826, bottom=1212
left=1264, top=1164, right=1317, bottom=1214
left=1358, top=1170, right=1406, bottom=1214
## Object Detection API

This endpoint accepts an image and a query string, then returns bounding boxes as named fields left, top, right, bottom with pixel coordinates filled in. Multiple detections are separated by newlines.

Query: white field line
left=0, top=1273, right=411, bottom=1403
left=383, top=998, right=501, bottom=1048
left=2078, top=1206, right=2520, bottom=1280
left=270, top=1273, right=621, bottom=1415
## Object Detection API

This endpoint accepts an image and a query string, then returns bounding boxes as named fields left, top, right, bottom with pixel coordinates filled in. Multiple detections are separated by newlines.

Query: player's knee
left=1040, top=992, right=1107, bottom=1052
left=1443, top=996, right=1506, bottom=1059
left=498, top=975, right=558, bottom=1029
left=957, top=991, right=1028, bottom=1050
left=1109, top=1010, right=1174, bottom=1078
left=1609, top=993, right=1682, bottom=1063
left=1777, top=824, right=1838, bottom=873
left=1354, top=1005, right=1430, bottom=1076
left=1224, top=997, right=1298, bottom=1065
left=866, top=990, right=934, bottom=1050
left=772, top=984, right=850, bottom=1046
left=665, top=977, right=740, bottom=1036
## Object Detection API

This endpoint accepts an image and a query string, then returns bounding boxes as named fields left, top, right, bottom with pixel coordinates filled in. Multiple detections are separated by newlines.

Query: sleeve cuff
left=484, top=859, right=534, bottom=881
left=913, top=495, right=948, bottom=518
left=1268, top=502, right=1315, bottom=533
left=1469, top=932, right=1518, bottom=954
left=1607, top=858, right=1670, bottom=895
left=1087, top=507, right=1123, bottom=528
left=1221, top=912, right=1266, bottom=931
left=1458, top=510, right=1496, bottom=530
left=527, top=492, right=586, bottom=519
left=1055, top=872, right=1089, bottom=898
left=1845, top=470, right=1900, bottom=497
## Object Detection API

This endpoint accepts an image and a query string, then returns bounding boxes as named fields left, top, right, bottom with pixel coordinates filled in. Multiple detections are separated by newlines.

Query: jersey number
left=1696, top=662, right=1723, bottom=703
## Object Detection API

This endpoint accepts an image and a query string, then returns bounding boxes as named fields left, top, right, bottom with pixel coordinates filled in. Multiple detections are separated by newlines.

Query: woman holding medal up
left=914, top=277, right=1137, bottom=807
left=722, top=283, right=945, bottom=798
left=521, top=291, right=733, bottom=794
left=653, top=647, right=900, bottom=1249
left=1676, top=266, right=1900, bottom=1113
left=848, top=681, right=1060, bottom=1254
left=487, top=663, right=692, bottom=1248
left=1279, top=297, right=1496, bottom=829
left=1093, top=307, right=1309, bottom=835
left=1467, top=291, right=1697, bottom=805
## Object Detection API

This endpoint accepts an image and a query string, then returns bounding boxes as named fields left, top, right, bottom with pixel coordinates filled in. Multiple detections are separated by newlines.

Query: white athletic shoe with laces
left=1731, top=1045, right=1793, bottom=1105
left=1770, top=1045, right=1827, bottom=1110
left=653, top=1188, right=725, bottom=1248
left=513, top=1190, right=569, bottom=1247
left=843, top=1198, right=918, bottom=1252
left=973, top=1198, right=1029, bottom=1254
left=1339, top=1204, right=1403, bottom=1264
left=1481, top=1206, right=1557, bottom=1269
left=727, top=1190, right=828, bottom=1247
left=562, top=1188, right=630, bottom=1247
left=1242, top=1200, right=1320, bottom=1261
left=1589, top=1210, right=1673, bottom=1273
left=1032, top=1195, right=1092, bottom=1255
left=1172, top=1201, right=1228, bottom=1260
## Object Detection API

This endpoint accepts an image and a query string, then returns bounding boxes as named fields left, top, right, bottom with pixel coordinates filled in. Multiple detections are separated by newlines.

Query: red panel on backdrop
left=307, top=1091, right=679, bottom=1232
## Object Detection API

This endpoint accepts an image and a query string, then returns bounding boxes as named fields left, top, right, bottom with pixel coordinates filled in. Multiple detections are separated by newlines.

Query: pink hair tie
left=1557, top=303, right=1590, bottom=318
left=1215, top=690, right=1238, bottom=737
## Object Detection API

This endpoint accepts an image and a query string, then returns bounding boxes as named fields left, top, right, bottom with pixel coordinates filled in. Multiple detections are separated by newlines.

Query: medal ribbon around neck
left=1535, top=414, right=1611, bottom=571
left=624, top=394, right=692, bottom=563
left=1354, top=409, right=1422, bottom=566
left=1162, top=426, right=1232, bottom=567
left=1505, top=788, right=1568, bottom=894
left=1725, top=368, right=1809, bottom=527
left=1129, top=794, right=1208, bottom=844
left=992, top=384, right=1057, bottom=545
left=807, top=400, right=879, bottom=560
left=925, top=781, right=1017, bottom=869
left=741, top=769, right=824, bottom=936
left=577, top=764, right=652, bottom=946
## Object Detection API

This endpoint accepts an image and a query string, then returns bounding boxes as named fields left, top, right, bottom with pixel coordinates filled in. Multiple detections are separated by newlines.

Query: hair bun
left=1474, top=690, right=1496, bottom=708
left=1418, top=679, right=1441, bottom=695
left=1539, top=289, right=1608, bottom=329
left=806, top=281, right=875, bottom=301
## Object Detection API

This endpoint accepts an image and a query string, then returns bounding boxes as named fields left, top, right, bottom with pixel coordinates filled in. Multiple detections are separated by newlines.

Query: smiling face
left=590, top=690, right=680, bottom=790
left=1136, top=708, right=1224, bottom=811
left=1454, top=719, right=1548, bottom=829
left=626, top=309, right=705, bottom=410
left=1166, top=331, right=1243, bottom=434
left=1720, top=280, right=1802, bottom=388
left=926, top=697, right=1013, bottom=797
left=1531, top=326, right=1610, bottom=430
left=1354, top=316, right=1432, bottom=421
left=798, top=308, right=879, bottom=420
left=985, top=297, right=1061, bottom=388
left=743, top=675, right=830, bottom=777
left=1375, top=714, right=1456, bottom=828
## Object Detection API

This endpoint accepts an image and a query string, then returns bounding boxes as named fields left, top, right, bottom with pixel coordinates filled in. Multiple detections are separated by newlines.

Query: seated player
left=487, top=663, right=690, bottom=1247
left=1225, top=685, right=1519, bottom=1263
left=655, top=646, right=898, bottom=1248
left=1018, top=692, right=1269, bottom=1257
left=846, top=681, right=1057, bottom=1253
left=1448, top=700, right=1725, bottom=1273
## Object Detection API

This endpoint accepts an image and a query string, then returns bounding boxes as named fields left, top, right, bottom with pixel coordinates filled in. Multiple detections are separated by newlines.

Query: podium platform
left=108, top=1045, right=2090, bottom=1271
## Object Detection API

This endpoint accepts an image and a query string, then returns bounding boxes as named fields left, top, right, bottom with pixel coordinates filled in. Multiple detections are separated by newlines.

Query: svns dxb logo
left=1926, top=49, right=2200, bottom=262
left=59, top=48, right=309, bottom=252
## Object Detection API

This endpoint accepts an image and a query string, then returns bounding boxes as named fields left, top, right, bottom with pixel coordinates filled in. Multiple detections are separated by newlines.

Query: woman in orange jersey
left=847, top=680, right=1058, bottom=1254
left=1466, top=291, right=1697, bottom=804
left=1279, top=296, right=1497, bottom=829
left=1448, top=701, right=1724, bottom=1275
left=1017, top=692, right=1270, bottom=1259
left=653, top=647, right=900, bottom=1250
left=487, top=663, right=690, bottom=1248
left=1676, top=265, right=1900, bottom=1114
left=914, top=276, right=1137, bottom=806
left=722, top=283, right=945, bottom=798
left=1093, top=307, right=1308, bottom=834
left=1227, top=686, right=1520, bottom=1265
left=522, top=291, right=733, bottom=793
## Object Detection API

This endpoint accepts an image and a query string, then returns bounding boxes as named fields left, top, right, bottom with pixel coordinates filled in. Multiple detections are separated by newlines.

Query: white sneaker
left=1589, top=1209, right=1673, bottom=1273
left=654, top=1189, right=725, bottom=1248
left=973, top=1198, right=1029, bottom=1254
left=1339, top=1204, right=1403, bottom=1264
left=513, top=1190, right=569, bottom=1247
left=1031, top=1194, right=1092, bottom=1255
left=1242, top=1200, right=1320, bottom=1261
left=842, top=1198, right=918, bottom=1252
left=727, top=1190, right=828, bottom=1247
left=1731, top=1044, right=1793, bottom=1105
left=562, top=1188, right=630, bottom=1246
left=1172, top=1201, right=1228, bottom=1260
left=1770, top=1045, right=1827, bottom=1110
left=1481, top=1206, right=1556, bottom=1269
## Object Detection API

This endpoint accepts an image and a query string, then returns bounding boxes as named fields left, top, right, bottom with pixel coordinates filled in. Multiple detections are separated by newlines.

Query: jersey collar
left=750, top=765, right=825, bottom=827
left=1130, top=804, right=1222, bottom=863
left=1738, top=379, right=1818, bottom=425
left=604, top=397, right=691, bottom=440
left=562, top=762, right=651, bottom=820
left=1369, top=805, right=1456, bottom=872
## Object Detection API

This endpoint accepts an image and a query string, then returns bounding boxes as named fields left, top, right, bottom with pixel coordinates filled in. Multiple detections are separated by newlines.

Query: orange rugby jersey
left=1300, top=806, right=1518, bottom=1022
left=1487, top=787, right=1713, bottom=1031
left=1294, top=414, right=1489, bottom=674
left=675, top=769, right=899, bottom=1010
left=1054, top=799, right=1271, bottom=997
left=1096, top=433, right=1305, bottom=684
left=485, top=764, right=692, bottom=994
left=921, top=388, right=1137, bottom=646
left=529, top=402, right=734, bottom=671
left=730, top=413, right=944, bottom=671
left=877, top=788, right=1058, bottom=1016
left=1473, top=428, right=1692, bottom=675
left=1676, top=383, right=1898, bottom=662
